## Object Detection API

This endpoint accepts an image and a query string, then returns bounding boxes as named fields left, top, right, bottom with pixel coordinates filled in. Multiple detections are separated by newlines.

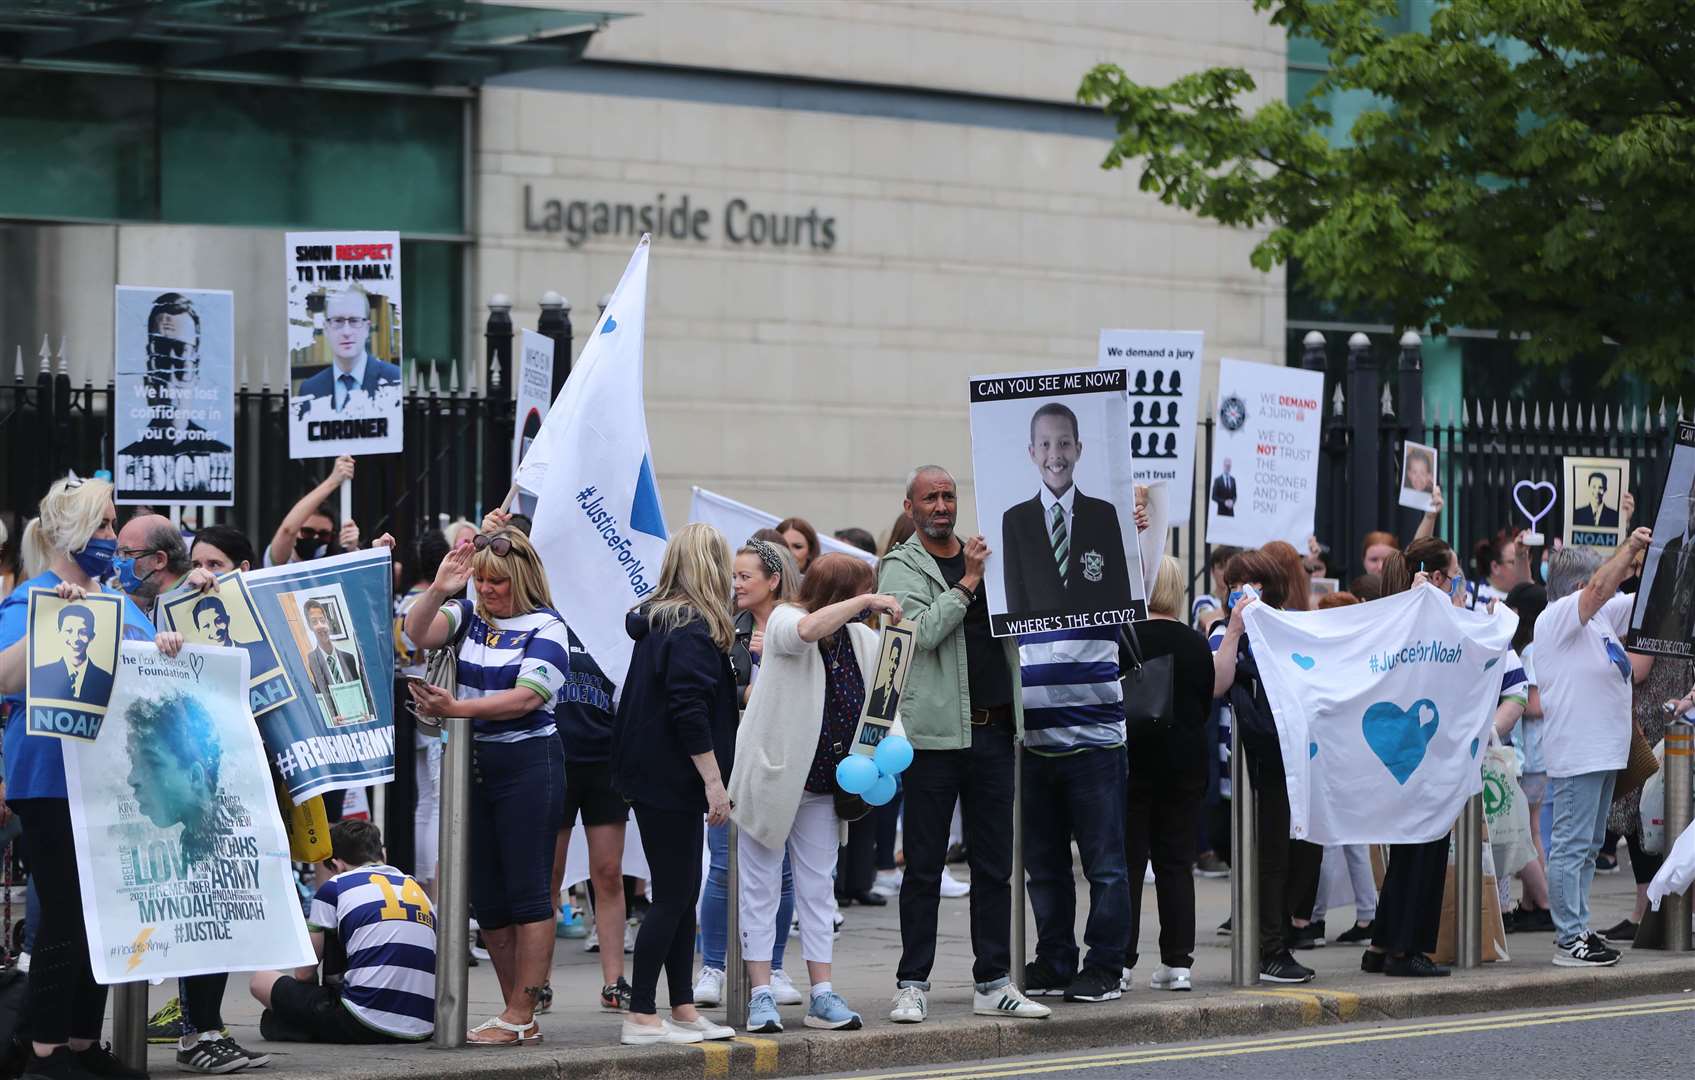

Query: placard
left=1204, top=358, right=1324, bottom=548
left=158, top=572, right=297, bottom=717
left=1097, top=329, right=1202, bottom=520
left=285, top=231, right=403, bottom=458
left=1398, top=440, right=1437, bottom=512
left=1629, top=423, right=1695, bottom=656
left=113, top=287, right=235, bottom=506
left=687, top=487, right=877, bottom=568
left=849, top=624, right=916, bottom=755
left=511, top=329, right=556, bottom=518
left=1563, top=455, right=1630, bottom=552
left=25, top=589, right=125, bottom=741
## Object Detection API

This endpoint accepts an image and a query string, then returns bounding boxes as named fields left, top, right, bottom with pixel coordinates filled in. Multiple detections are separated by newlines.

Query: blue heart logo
left=1361, top=698, right=1440, bottom=785
left=1604, top=640, right=1631, bottom=682
left=1291, top=653, right=1316, bottom=671
left=602, top=316, right=618, bottom=334
left=1470, top=737, right=1480, bottom=758
left=1308, top=741, right=1319, bottom=760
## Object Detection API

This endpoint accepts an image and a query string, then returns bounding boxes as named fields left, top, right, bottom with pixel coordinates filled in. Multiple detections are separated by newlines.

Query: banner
left=243, top=549, right=396, bottom=803
left=1097, top=329, right=1202, bottom=521
left=849, top=624, right=915, bottom=756
left=1647, top=818, right=1695, bottom=911
left=516, top=235, right=667, bottom=685
left=65, top=643, right=315, bottom=983
left=285, top=231, right=403, bottom=459
left=1204, top=358, right=1323, bottom=548
left=158, top=572, right=298, bottom=718
left=687, top=487, right=877, bottom=567
left=511, top=329, right=556, bottom=518
left=1629, top=422, right=1695, bottom=656
left=1563, top=455, right=1630, bottom=552
left=113, top=287, right=235, bottom=506
left=25, top=589, right=125, bottom=741
left=968, top=365, right=1146, bottom=637
left=1242, top=585, right=1516, bottom=844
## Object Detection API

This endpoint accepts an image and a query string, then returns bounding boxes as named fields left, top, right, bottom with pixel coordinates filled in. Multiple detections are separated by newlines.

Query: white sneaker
left=872, top=869, right=903, bottom=897
left=583, top=933, right=600, bottom=953
left=1151, top=964, right=1192, bottom=991
left=693, top=967, right=725, bottom=1008
left=14, top=951, right=27, bottom=974
left=620, top=1018, right=702, bottom=1045
left=1119, top=967, right=1133, bottom=991
left=624, top=918, right=638, bottom=954
left=669, top=1015, right=735, bottom=1041
left=889, top=985, right=928, bottom=1024
left=769, top=969, right=804, bottom=1006
left=939, top=868, right=971, bottom=898
left=973, top=984, right=1051, bottom=1019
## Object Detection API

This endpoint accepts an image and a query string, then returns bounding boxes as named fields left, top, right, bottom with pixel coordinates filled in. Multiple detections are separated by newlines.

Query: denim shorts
left=469, top=735, right=566, bottom=929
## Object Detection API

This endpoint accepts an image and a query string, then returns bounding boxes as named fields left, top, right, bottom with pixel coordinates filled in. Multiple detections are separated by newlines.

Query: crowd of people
left=0, top=457, right=1685, bottom=1075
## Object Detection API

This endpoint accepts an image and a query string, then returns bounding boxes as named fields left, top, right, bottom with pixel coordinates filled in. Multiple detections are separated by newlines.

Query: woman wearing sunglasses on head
left=403, top=528, right=569, bottom=1045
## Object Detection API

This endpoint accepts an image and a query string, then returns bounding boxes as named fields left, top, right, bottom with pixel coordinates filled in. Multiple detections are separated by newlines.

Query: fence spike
left=56, top=337, right=69, bottom=377
left=1380, top=383, right=1394, bottom=417
left=13, top=345, right=22, bottom=381
left=448, top=359, right=460, bottom=395
left=1632, top=403, right=1642, bottom=433
left=1489, top=400, right=1499, bottom=427
left=1660, top=398, right=1669, bottom=429
left=1330, top=384, right=1344, bottom=416
left=409, top=362, right=421, bottom=395
left=429, top=361, right=441, bottom=396
left=37, top=335, right=51, bottom=377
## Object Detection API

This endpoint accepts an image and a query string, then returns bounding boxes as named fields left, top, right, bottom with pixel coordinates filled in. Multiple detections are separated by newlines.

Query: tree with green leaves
left=1078, top=0, right=1694, bottom=388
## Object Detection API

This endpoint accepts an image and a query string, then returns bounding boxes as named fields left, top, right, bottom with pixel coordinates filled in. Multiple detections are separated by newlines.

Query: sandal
left=467, top=1016, right=542, bottom=1046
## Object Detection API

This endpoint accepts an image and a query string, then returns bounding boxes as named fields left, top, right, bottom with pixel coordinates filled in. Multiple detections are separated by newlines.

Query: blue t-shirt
left=555, top=628, right=616, bottom=764
left=1, top=572, right=155, bottom=800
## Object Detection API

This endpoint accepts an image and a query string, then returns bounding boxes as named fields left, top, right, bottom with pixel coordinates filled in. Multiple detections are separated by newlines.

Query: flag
left=687, top=487, right=877, bottom=568
left=1647, top=820, right=1695, bottom=910
left=1241, top=585, right=1517, bottom=844
left=518, top=236, right=666, bottom=685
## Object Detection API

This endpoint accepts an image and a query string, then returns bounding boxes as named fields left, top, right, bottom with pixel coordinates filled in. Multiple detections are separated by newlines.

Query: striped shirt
left=309, top=864, right=436, bottom=1039
left=441, top=600, right=571, bottom=742
left=1019, top=627, right=1125, bottom=754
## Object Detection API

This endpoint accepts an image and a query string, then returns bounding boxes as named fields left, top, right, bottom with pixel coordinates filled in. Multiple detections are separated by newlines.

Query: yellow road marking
left=1240, top=989, right=1321, bottom=1022
left=1328, top=989, right=1360, bottom=1021
left=735, top=1035, right=780, bottom=1075
left=690, top=1039, right=730, bottom=1079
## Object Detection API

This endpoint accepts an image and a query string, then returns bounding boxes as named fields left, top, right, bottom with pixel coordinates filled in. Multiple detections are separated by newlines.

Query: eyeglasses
left=325, top=316, right=369, bottom=330
left=297, top=527, right=332, bottom=542
left=473, top=534, right=514, bottom=557
left=116, top=546, right=155, bottom=559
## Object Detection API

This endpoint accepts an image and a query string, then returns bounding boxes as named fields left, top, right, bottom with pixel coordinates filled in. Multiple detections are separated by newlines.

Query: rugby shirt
left=1019, top=627, right=1125, bottom=754
left=440, top=600, right=571, bottom=743
left=309, top=863, right=436, bottom=1039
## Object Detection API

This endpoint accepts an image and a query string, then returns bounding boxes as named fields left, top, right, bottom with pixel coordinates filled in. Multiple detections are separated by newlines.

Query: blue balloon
left=835, top=754, right=880, bottom=795
left=864, top=773, right=897, bottom=806
left=874, top=734, right=914, bottom=775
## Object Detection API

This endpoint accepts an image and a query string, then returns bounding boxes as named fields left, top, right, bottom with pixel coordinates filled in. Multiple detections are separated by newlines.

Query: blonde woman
left=405, top=529, right=569, bottom=1045
left=611, top=523, right=739, bottom=1046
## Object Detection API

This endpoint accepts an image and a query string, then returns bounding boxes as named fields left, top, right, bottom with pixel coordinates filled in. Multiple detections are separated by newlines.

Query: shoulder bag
left=1120, top=620, right=1175, bottom=735
left=415, top=601, right=472, bottom=732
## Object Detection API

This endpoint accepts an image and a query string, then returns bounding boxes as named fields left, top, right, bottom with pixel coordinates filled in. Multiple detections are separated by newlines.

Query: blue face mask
left=71, top=537, right=117, bottom=581
left=1540, top=559, right=1550, bottom=581
left=112, top=553, right=158, bottom=594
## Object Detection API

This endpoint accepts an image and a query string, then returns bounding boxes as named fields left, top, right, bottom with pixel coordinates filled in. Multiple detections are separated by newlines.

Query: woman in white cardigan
left=728, top=553, right=903, bottom=1034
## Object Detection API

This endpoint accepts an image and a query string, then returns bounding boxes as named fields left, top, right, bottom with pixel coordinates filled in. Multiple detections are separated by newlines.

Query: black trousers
left=1243, top=735, right=1322, bottom=959
left=13, top=798, right=105, bottom=1045
left=1373, top=836, right=1449, bottom=956
left=1124, top=767, right=1202, bottom=969
left=1627, top=830, right=1665, bottom=886
left=181, top=973, right=228, bottom=1034
left=628, top=803, right=703, bottom=1015
left=875, top=789, right=902, bottom=870
left=897, top=725, right=1014, bottom=986
left=836, top=817, right=876, bottom=898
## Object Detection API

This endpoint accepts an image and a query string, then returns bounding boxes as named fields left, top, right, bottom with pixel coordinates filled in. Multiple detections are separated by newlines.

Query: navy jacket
left=611, top=608, right=738, bottom=813
left=297, top=354, right=401, bottom=406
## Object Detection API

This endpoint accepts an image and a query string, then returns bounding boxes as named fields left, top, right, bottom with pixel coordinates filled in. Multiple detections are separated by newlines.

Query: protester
left=1472, top=530, right=1528, bottom=608
left=0, top=512, right=18, bottom=596
left=250, top=821, right=435, bottom=1044
left=394, top=532, right=450, bottom=900
left=1359, top=531, right=1398, bottom=578
left=403, top=529, right=569, bottom=1043
left=266, top=456, right=359, bottom=567
left=188, top=524, right=256, bottom=575
left=1260, top=540, right=1312, bottom=612
left=443, top=518, right=478, bottom=549
left=1189, top=545, right=1240, bottom=633
left=878, top=466, right=1048, bottom=1023
left=610, top=523, right=739, bottom=1046
left=882, top=513, right=915, bottom=556
left=833, top=528, right=877, bottom=554
left=777, top=517, right=820, bottom=575
left=1501, top=582, right=1554, bottom=932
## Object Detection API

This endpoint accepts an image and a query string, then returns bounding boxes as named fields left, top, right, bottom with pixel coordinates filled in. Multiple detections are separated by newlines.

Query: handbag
left=1120, top=620, right=1174, bottom=734
left=1616, top=719, right=1659, bottom=800
left=414, top=605, right=471, bottom=732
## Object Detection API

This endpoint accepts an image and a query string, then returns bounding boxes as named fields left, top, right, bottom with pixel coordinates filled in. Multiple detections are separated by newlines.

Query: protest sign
left=510, top=329, right=556, bottom=517
left=849, top=624, right=916, bottom=757
left=1204, top=359, right=1323, bottom=548
left=285, top=231, right=403, bottom=459
left=1097, top=329, right=1202, bottom=520
left=25, top=589, right=125, bottom=742
left=65, top=643, right=315, bottom=983
left=1399, top=440, right=1437, bottom=512
left=244, top=549, right=395, bottom=803
left=113, top=287, right=235, bottom=506
left=688, top=487, right=878, bottom=568
left=1243, top=585, right=1516, bottom=844
left=1563, top=455, right=1630, bottom=552
left=158, top=572, right=297, bottom=717
left=969, top=365, right=1145, bottom=637
left=1629, top=423, right=1695, bottom=656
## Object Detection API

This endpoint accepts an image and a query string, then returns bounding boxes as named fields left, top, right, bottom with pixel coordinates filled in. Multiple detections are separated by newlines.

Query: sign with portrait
left=1629, top=424, right=1695, bottom=656
left=1097, top=329, right=1202, bottom=521
left=849, top=623, right=916, bottom=756
left=244, top=549, right=396, bottom=803
left=1564, top=455, right=1630, bottom=552
left=285, top=231, right=404, bottom=459
left=1398, top=440, right=1438, bottom=512
left=511, top=329, right=556, bottom=517
left=968, top=365, right=1146, bottom=637
left=65, top=643, right=315, bottom=983
left=25, top=589, right=125, bottom=741
left=158, top=573, right=297, bottom=718
left=113, top=287, right=235, bottom=506
left=1204, top=358, right=1324, bottom=549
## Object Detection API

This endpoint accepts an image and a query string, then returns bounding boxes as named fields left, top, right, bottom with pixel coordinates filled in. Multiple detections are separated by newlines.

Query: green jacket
left=877, top=535, right=1024, bottom=750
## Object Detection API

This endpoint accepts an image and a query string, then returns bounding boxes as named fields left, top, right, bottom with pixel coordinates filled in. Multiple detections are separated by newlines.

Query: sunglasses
left=297, top=527, right=333, bottom=542
left=473, top=534, right=514, bottom=557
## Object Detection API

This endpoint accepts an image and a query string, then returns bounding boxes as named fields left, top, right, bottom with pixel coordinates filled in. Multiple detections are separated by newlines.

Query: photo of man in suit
left=1573, top=470, right=1620, bottom=527
left=296, top=289, right=401, bottom=412
left=192, top=595, right=276, bottom=675
left=866, top=635, right=904, bottom=720
left=1640, top=466, right=1695, bottom=645
left=302, top=598, right=374, bottom=724
left=1211, top=458, right=1238, bottom=517
left=1000, top=402, right=1132, bottom=614
left=32, top=603, right=114, bottom=704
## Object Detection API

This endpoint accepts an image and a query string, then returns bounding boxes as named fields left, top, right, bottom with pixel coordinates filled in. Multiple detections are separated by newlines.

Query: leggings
left=181, top=973, right=228, bottom=1035
left=13, top=798, right=106, bottom=1045
left=630, top=803, right=704, bottom=1016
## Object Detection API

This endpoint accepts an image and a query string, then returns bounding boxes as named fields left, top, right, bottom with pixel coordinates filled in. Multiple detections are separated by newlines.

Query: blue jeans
left=1022, top=746, right=1130, bottom=976
left=1548, top=770, right=1616, bottom=946
left=700, top=821, right=791, bottom=971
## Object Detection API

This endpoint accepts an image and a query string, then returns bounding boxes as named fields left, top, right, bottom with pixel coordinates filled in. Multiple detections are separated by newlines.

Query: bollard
left=1229, top=727, right=1257, bottom=987
left=725, top=822, right=747, bottom=1028
left=1012, top=738, right=1026, bottom=992
left=1665, top=720, right=1693, bottom=951
left=433, top=719, right=471, bottom=1048
left=112, top=981, right=147, bottom=1071
left=1455, top=794, right=1483, bottom=969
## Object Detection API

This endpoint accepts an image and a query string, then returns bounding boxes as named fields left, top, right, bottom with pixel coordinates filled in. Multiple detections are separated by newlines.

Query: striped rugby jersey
left=1019, top=627, right=1126, bottom=754
left=309, top=864, right=436, bottom=1039
left=441, top=600, right=571, bottom=742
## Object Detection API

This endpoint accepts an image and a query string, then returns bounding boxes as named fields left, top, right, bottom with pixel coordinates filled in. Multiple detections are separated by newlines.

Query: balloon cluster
left=834, top=735, right=914, bottom=806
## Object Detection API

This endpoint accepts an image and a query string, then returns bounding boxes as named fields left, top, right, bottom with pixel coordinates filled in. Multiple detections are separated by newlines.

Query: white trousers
left=1313, top=843, right=1377, bottom=922
left=413, top=731, right=442, bottom=882
left=739, top=792, right=839, bottom=965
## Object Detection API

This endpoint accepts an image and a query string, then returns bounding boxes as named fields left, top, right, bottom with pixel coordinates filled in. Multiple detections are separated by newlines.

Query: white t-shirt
left=1533, top=591, right=1635, bottom=778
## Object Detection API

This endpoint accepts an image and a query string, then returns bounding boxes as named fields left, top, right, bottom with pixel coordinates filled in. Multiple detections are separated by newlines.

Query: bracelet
left=951, top=581, right=975, bottom=602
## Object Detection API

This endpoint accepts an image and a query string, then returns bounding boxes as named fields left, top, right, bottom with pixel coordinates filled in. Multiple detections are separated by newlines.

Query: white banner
left=66, top=643, right=314, bottom=983
left=1648, top=819, right=1695, bottom=911
left=1242, top=585, right=1516, bottom=845
left=511, top=330, right=556, bottom=517
left=687, top=487, right=877, bottom=567
left=1097, top=329, right=1202, bottom=521
left=1205, top=358, right=1323, bottom=548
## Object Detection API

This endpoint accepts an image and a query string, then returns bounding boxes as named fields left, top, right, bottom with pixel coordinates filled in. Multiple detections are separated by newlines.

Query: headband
left=746, top=539, right=784, bottom=578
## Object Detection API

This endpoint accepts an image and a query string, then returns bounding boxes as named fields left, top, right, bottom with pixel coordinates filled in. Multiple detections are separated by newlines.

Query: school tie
left=1050, top=502, right=1069, bottom=587
left=337, top=373, right=356, bottom=411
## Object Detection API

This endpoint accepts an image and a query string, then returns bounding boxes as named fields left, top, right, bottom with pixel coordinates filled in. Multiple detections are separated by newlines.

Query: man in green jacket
left=878, top=466, right=1050, bottom=1024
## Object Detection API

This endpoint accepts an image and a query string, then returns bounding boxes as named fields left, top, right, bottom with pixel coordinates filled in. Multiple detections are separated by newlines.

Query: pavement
left=130, top=850, right=1695, bottom=1080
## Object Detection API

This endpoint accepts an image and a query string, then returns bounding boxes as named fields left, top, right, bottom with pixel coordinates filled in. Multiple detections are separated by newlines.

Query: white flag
left=687, top=487, right=877, bottom=568
left=519, top=236, right=666, bottom=685
left=1241, top=585, right=1517, bottom=844
left=1647, top=820, right=1695, bottom=910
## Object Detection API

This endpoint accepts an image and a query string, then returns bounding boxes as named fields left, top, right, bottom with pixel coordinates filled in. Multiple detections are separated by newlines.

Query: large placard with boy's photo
left=1629, top=424, right=1695, bottom=657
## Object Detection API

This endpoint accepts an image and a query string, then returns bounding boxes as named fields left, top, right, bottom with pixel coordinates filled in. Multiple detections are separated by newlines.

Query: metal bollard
left=1229, top=727, right=1257, bottom=987
left=1012, top=739, right=1026, bottom=992
left=112, top=981, right=147, bottom=1070
left=725, top=821, right=746, bottom=1028
left=1665, top=720, right=1693, bottom=951
left=1455, top=794, right=1483, bottom=969
left=433, top=719, right=471, bottom=1048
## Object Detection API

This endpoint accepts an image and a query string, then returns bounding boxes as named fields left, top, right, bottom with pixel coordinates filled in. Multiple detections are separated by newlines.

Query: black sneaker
left=1361, top=950, right=1385, bottom=974
left=1062, top=966, right=1123, bottom=1003
left=1600, top=918, right=1637, bottom=942
left=1384, top=953, right=1449, bottom=978
left=1217, top=917, right=1232, bottom=936
left=1023, top=957, right=1070, bottom=997
left=75, top=1044, right=145, bottom=1080
left=1553, top=935, right=1620, bottom=967
left=1595, top=853, right=1619, bottom=874
left=1289, top=920, right=1326, bottom=950
left=217, top=1038, right=269, bottom=1070
left=1506, top=905, right=1554, bottom=934
left=1583, top=931, right=1623, bottom=957
left=600, top=976, right=632, bottom=1011
left=1259, top=951, right=1315, bottom=984
left=1336, top=921, right=1374, bottom=945
left=22, top=1046, right=102, bottom=1080
left=175, top=1035, right=248, bottom=1074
